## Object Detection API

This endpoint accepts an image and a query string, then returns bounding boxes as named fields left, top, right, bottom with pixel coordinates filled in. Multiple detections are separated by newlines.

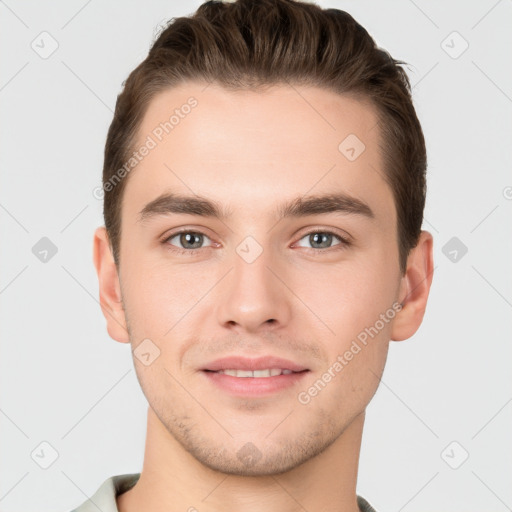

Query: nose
left=215, top=243, right=292, bottom=333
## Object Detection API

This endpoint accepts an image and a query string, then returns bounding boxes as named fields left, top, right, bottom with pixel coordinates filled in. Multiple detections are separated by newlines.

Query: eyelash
left=161, top=228, right=351, bottom=256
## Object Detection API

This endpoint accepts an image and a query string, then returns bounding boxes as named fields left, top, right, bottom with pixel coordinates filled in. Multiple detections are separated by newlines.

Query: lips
left=202, top=355, right=308, bottom=373
left=201, top=356, right=310, bottom=396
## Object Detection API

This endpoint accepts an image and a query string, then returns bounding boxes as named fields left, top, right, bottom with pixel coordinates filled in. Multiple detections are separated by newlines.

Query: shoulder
left=67, top=473, right=140, bottom=512
left=357, top=494, right=379, bottom=512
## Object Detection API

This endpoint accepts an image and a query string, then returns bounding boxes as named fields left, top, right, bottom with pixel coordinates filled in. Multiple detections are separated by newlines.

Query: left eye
left=295, top=231, right=346, bottom=250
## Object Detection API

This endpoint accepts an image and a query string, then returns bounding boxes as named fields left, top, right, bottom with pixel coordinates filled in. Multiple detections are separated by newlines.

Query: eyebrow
left=137, top=191, right=374, bottom=223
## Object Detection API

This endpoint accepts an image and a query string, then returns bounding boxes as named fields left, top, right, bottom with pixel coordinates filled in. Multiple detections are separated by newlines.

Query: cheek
left=300, top=255, right=399, bottom=341
left=327, top=262, right=397, bottom=387
left=300, top=291, right=393, bottom=414
left=297, top=327, right=389, bottom=422
left=121, top=255, right=213, bottom=335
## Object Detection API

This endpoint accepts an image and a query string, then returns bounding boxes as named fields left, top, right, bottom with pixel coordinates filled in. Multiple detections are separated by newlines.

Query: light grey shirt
left=70, top=473, right=378, bottom=512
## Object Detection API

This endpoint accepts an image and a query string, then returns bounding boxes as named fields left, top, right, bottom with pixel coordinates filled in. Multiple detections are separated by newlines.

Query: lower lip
left=201, top=370, right=309, bottom=397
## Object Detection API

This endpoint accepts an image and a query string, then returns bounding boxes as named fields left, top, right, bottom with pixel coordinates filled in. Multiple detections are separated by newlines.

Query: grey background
left=0, top=1, right=511, bottom=511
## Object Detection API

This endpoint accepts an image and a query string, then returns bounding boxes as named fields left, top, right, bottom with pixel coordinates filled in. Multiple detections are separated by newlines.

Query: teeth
left=254, top=369, right=271, bottom=377
left=216, top=368, right=295, bottom=378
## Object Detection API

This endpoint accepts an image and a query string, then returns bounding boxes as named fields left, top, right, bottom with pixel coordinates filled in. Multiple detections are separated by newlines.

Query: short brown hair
left=102, top=0, right=426, bottom=274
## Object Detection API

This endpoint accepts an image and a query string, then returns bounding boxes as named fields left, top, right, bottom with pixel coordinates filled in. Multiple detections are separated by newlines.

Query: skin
left=93, top=81, right=433, bottom=512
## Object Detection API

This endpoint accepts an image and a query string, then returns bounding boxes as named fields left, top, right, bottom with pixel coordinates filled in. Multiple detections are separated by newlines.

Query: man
left=76, top=0, right=433, bottom=510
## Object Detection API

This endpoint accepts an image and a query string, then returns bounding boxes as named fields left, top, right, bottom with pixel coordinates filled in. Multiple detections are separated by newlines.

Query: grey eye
left=166, top=231, right=213, bottom=250
left=296, top=231, right=343, bottom=249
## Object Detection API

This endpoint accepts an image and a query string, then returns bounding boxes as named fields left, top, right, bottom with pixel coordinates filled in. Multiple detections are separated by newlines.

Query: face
left=112, top=82, right=406, bottom=475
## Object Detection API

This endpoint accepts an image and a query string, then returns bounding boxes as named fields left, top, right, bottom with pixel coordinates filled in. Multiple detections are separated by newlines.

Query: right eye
left=163, top=230, right=214, bottom=254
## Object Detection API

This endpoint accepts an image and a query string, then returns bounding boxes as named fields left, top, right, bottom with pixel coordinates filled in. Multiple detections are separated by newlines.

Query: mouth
left=200, top=356, right=310, bottom=396
left=202, top=355, right=308, bottom=373
left=204, top=368, right=303, bottom=377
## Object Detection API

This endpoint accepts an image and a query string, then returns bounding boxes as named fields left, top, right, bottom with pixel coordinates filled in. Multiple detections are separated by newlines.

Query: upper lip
left=202, top=356, right=308, bottom=372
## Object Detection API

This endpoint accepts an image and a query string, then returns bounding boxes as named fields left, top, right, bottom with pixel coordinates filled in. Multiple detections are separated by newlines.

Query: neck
left=117, top=407, right=365, bottom=512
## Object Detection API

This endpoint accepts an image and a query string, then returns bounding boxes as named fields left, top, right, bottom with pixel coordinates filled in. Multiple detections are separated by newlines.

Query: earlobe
left=93, top=226, right=130, bottom=343
left=391, top=230, right=434, bottom=341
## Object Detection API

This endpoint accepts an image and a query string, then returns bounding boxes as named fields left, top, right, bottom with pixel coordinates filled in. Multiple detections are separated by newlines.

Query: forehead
left=123, top=81, right=394, bottom=227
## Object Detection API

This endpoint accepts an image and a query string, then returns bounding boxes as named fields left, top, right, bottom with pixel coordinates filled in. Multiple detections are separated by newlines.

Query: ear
left=93, top=226, right=130, bottom=343
left=391, top=230, right=434, bottom=341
